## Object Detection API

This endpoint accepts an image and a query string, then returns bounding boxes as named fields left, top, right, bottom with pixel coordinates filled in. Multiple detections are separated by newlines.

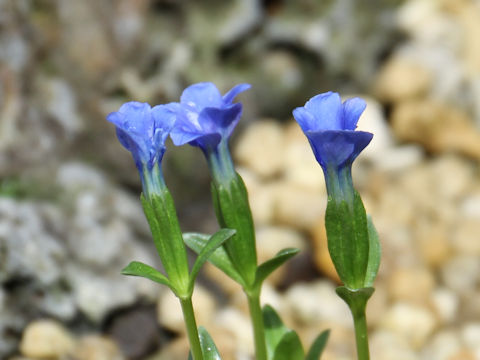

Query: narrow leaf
left=255, top=248, right=300, bottom=287
left=364, top=216, right=381, bottom=287
left=183, top=232, right=245, bottom=287
left=188, top=228, right=236, bottom=291
left=263, top=305, right=290, bottom=360
left=121, top=261, right=173, bottom=290
left=198, top=326, right=222, bottom=360
left=305, top=330, right=330, bottom=360
left=272, top=331, right=305, bottom=360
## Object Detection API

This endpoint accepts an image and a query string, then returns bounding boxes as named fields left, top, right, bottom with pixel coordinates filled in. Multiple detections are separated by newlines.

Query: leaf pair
left=188, top=327, right=222, bottom=360
left=183, top=233, right=299, bottom=292
left=122, top=228, right=235, bottom=298
left=263, top=305, right=329, bottom=360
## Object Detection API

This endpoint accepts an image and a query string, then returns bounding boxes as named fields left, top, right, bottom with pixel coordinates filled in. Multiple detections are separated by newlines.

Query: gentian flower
left=293, top=92, right=378, bottom=290
left=293, top=92, right=373, bottom=205
left=107, top=101, right=175, bottom=197
left=168, top=82, right=251, bottom=184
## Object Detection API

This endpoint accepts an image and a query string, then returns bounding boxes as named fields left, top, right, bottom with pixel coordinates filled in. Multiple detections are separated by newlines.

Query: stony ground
left=1, top=0, right=480, bottom=359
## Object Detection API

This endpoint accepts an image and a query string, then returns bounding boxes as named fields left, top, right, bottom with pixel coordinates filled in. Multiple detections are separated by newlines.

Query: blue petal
left=306, top=130, right=373, bottom=168
left=200, top=103, right=242, bottom=136
left=180, top=82, right=223, bottom=111
left=292, top=106, right=317, bottom=133
left=222, top=83, right=251, bottom=104
left=304, top=92, right=343, bottom=130
left=342, top=97, right=366, bottom=130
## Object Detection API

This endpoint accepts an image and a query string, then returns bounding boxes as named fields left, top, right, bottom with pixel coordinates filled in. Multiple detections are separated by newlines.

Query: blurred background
left=1, top=0, right=480, bottom=359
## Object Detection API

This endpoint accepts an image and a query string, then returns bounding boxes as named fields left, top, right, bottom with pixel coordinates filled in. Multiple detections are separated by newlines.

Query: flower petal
left=200, top=103, right=242, bottom=136
left=292, top=106, right=317, bottom=133
left=304, top=92, right=343, bottom=130
left=306, top=130, right=373, bottom=168
left=222, top=83, right=251, bottom=104
left=180, top=82, right=223, bottom=111
left=342, top=97, right=366, bottom=130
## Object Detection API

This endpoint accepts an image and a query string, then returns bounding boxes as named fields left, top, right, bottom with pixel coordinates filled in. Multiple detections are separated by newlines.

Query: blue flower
left=293, top=92, right=373, bottom=203
left=107, top=101, right=175, bottom=196
left=169, top=82, right=251, bottom=152
left=293, top=92, right=372, bottom=170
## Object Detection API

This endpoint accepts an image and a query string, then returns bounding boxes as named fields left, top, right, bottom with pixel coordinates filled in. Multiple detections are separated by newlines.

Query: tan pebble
left=74, top=335, right=125, bottom=360
left=157, top=285, right=216, bottom=333
left=214, top=308, right=254, bottom=357
left=20, top=320, right=76, bottom=358
left=203, top=262, right=240, bottom=296
left=391, top=100, right=480, bottom=159
left=234, top=120, right=285, bottom=178
left=370, top=330, right=420, bottom=360
left=380, top=302, right=437, bottom=349
left=374, top=57, right=432, bottom=102
left=415, top=218, right=452, bottom=268
left=273, top=181, right=325, bottom=230
left=452, top=219, right=480, bottom=256
left=388, top=267, right=435, bottom=304
left=431, top=288, right=459, bottom=324
left=147, top=337, right=189, bottom=360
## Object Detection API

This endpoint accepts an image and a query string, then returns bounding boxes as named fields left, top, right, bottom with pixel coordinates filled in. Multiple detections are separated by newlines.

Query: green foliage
left=254, top=248, right=300, bottom=289
left=365, top=216, right=381, bottom=288
left=121, top=261, right=174, bottom=292
left=324, top=191, right=370, bottom=289
left=263, top=305, right=329, bottom=360
left=188, top=327, right=223, bottom=360
left=210, top=173, right=257, bottom=286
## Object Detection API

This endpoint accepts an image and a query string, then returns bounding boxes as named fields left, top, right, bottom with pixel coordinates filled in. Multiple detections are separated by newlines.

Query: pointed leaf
left=121, top=261, right=174, bottom=291
left=263, top=305, right=290, bottom=360
left=364, top=216, right=381, bottom=287
left=306, top=330, right=330, bottom=360
left=255, top=248, right=300, bottom=287
left=183, top=232, right=245, bottom=287
left=198, top=326, right=222, bottom=360
left=188, top=229, right=236, bottom=291
left=272, top=331, right=305, bottom=360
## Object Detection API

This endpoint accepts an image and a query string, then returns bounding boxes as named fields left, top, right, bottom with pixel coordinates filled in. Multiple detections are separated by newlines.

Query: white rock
left=441, top=255, right=480, bottom=294
left=234, top=120, right=285, bottom=178
left=431, top=288, right=459, bottom=324
left=57, top=162, right=106, bottom=191
left=157, top=285, right=216, bottom=333
left=420, top=330, right=461, bottom=360
left=214, top=308, right=254, bottom=357
left=370, top=330, right=420, bottom=360
left=284, top=281, right=351, bottom=328
left=461, top=323, right=480, bottom=353
left=19, top=320, right=76, bottom=358
left=380, top=302, right=437, bottom=348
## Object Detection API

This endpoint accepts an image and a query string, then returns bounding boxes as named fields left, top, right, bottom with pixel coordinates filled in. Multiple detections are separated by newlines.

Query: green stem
left=246, top=292, right=268, bottom=360
left=180, top=297, right=203, bottom=360
left=352, top=305, right=370, bottom=360
left=336, top=287, right=373, bottom=360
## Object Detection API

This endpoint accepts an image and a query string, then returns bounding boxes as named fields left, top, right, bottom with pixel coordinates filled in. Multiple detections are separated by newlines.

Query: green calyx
left=324, top=190, right=381, bottom=290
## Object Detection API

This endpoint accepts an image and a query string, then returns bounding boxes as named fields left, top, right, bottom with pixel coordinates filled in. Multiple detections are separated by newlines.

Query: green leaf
left=198, top=326, right=222, bottom=360
left=305, top=330, right=330, bottom=360
left=188, top=229, right=236, bottom=292
left=255, top=248, right=300, bottom=288
left=211, top=174, right=257, bottom=286
left=272, top=331, right=305, bottom=360
left=324, top=191, right=370, bottom=289
left=183, top=232, right=245, bottom=287
left=121, top=261, right=174, bottom=292
left=364, top=216, right=381, bottom=287
left=263, top=305, right=290, bottom=360
left=141, top=193, right=190, bottom=292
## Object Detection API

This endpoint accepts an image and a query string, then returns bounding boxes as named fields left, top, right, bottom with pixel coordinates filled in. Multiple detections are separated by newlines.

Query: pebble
left=284, top=281, right=351, bottom=328
left=388, top=267, right=435, bottom=304
left=157, top=285, right=216, bottom=334
left=380, top=302, right=437, bottom=349
left=374, top=57, right=432, bottom=102
left=19, top=320, right=76, bottom=358
left=441, top=255, right=480, bottom=295
left=420, top=330, right=461, bottom=360
left=431, top=288, right=459, bottom=325
left=370, top=330, right=420, bottom=360
left=74, top=335, right=125, bottom=360
left=234, top=120, right=285, bottom=178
